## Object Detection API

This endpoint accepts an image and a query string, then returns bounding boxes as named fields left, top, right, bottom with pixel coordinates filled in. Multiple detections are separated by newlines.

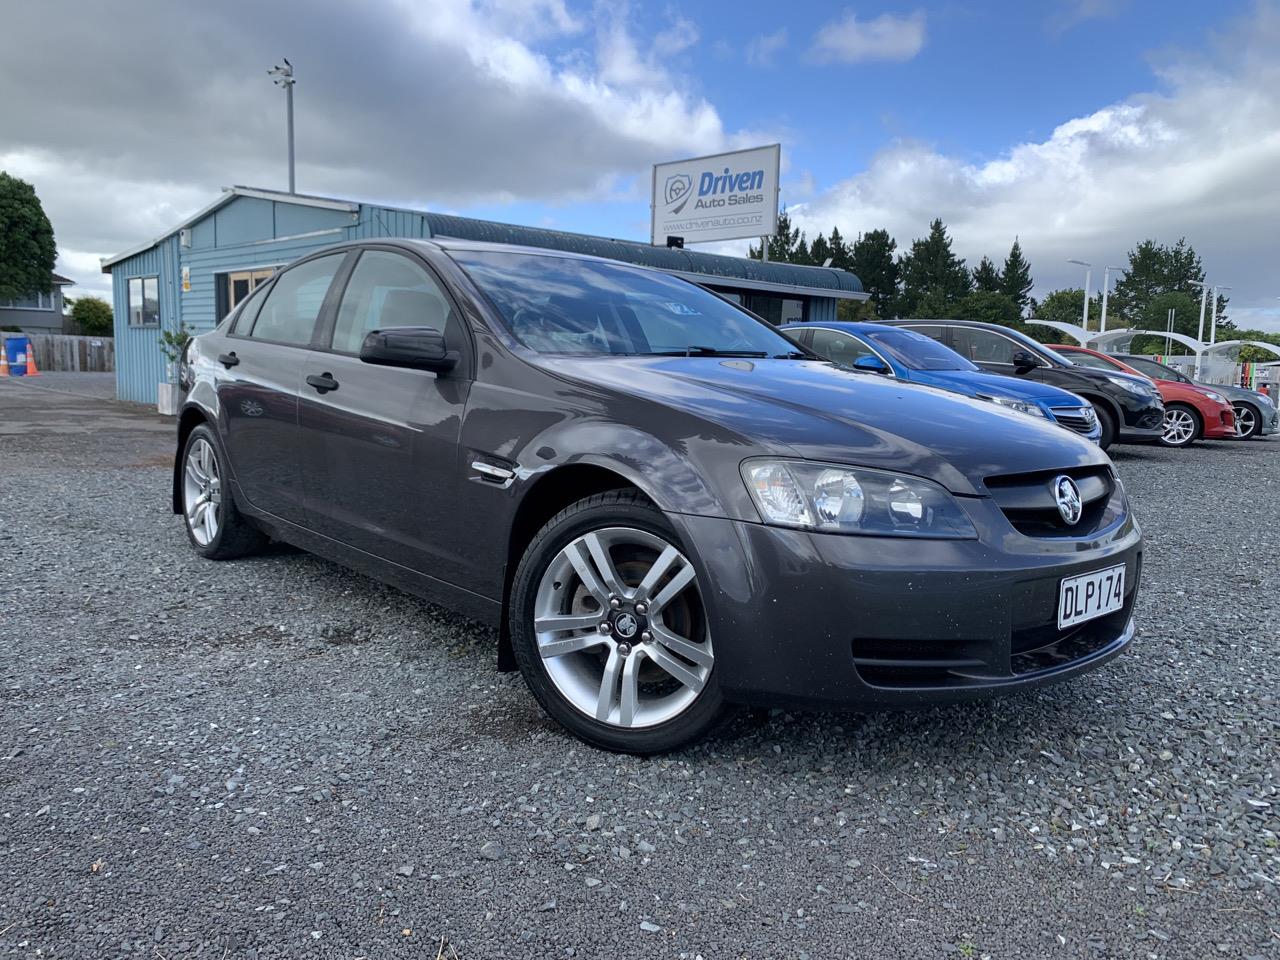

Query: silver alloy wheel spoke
left=1235, top=406, right=1254, bottom=437
left=1164, top=410, right=1194, bottom=444
left=533, top=526, right=714, bottom=730
left=183, top=438, right=221, bottom=546
left=650, top=622, right=714, bottom=668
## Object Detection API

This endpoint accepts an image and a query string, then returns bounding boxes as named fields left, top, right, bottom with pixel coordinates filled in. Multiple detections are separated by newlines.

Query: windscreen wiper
left=648, top=345, right=770, bottom=358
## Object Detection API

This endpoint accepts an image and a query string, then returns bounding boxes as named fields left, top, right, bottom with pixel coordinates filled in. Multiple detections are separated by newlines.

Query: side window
left=949, top=327, right=1018, bottom=365
left=330, top=250, right=461, bottom=355
left=248, top=253, right=345, bottom=346
left=809, top=329, right=877, bottom=367
left=231, top=280, right=272, bottom=335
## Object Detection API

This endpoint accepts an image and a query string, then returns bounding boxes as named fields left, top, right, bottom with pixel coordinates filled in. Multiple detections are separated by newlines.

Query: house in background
left=1, top=272, right=74, bottom=333
left=100, top=185, right=866, bottom=404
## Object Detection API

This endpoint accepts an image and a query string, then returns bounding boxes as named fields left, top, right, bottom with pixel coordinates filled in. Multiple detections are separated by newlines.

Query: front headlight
left=1105, top=375, right=1152, bottom=397
left=1204, top=391, right=1226, bottom=403
left=742, top=460, right=977, bottom=539
left=978, top=394, right=1048, bottom=418
left=1255, top=392, right=1275, bottom=409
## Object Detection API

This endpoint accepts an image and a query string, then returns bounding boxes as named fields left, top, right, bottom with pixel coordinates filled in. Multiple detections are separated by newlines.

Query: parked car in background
left=173, top=239, right=1143, bottom=753
left=880, top=320, right=1165, bottom=450
left=1047, top=345, right=1235, bottom=448
left=1110, top=354, right=1277, bottom=441
left=784, top=321, right=1101, bottom=444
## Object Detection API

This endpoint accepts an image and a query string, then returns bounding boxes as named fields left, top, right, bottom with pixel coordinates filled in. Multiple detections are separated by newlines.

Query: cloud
left=1049, top=0, right=1128, bottom=34
left=785, top=3, right=1280, bottom=331
left=745, top=29, right=788, bottom=67
left=0, top=0, right=736, bottom=297
left=810, top=10, right=926, bottom=64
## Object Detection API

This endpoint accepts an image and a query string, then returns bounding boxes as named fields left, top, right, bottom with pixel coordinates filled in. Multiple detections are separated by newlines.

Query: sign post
left=651, top=144, right=780, bottom=247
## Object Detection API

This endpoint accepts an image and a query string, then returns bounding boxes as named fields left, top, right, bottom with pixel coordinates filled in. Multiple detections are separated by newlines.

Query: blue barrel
left=4, top=336, right=30, bottom=376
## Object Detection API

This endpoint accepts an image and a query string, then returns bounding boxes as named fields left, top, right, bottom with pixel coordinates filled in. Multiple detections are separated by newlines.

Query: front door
left=296, top=248, right=472, bottom=577
left=217, top=251, right=349, bottom=524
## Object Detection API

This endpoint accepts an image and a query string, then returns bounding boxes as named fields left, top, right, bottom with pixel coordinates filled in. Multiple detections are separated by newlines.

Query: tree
left=1109, top=237, right=1229, bottom=332
left=1036, top=288, right=1101, bottom=329
left=750, top=208, right=805, bottom=262
left=848, top=229, right=899, bottom=318
left=897, top=218, right=971, bottom=317
left=1130, top=290, right=1203, bottom=355
left=971, top=256, right=1001, bottom=293
left=0, top=172, right=56, bottom=302
left=70, top=295, right=113, bottom=336
left=999, top=238, right=1033, bottom=312
left=953, top=290, right=1021, bottom=327
left=827, top=226, right=851, bottom=272
left=808, top=231, right=831, bottom=267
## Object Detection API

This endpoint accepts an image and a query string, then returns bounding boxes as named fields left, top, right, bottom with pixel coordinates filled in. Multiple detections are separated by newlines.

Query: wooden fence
left=1, top=333, right=115, bottom=372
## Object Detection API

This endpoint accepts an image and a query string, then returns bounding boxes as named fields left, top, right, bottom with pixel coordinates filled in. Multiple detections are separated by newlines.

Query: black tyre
left=1159, top=403, right=1201, bottom=448
left=1233, top=402, right=1262, bottom=440
left=1095, top=406, right=1117, bottom=451
left=509, top=489, right=735, bottom=754
left=179, top=423, right=268, bottom=560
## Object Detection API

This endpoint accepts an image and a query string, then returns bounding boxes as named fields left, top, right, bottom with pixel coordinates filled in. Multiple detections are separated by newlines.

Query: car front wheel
left=1233, top=402, right=1261, bottom=440
left=180, top=423, right=267, bottom=559
left=509, top=490, right=733, bottom=754
left=1160, top=403, right=1200, bottom=448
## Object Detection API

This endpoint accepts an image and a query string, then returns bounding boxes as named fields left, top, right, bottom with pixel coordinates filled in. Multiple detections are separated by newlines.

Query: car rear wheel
left=180, top=424, right=267, bottom=560
left=1233, top=402, right=1261, bottom=440
left=1160, top=403, right=1200, bottom=448
left=1095, top=406, right=1117, bottom=451
left=509, top=489, right=733, bottom=754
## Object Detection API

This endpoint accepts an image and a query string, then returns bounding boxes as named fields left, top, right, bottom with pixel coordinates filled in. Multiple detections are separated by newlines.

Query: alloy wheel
left=183, top=437, right=223, bottom=546
left=1233, top=404, right=1256, bottom=439
left=1162, top=408, right=1197, bottom=446
left=532, top=527, right=713, bottom=728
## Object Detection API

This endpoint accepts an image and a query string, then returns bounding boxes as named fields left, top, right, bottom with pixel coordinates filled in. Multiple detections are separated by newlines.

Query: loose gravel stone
left=0, top=379, right=1277, bottom=958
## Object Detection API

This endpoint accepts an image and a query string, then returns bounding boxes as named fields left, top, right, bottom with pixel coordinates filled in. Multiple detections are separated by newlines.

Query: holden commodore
left=173, top=239, right=1143, bottom=754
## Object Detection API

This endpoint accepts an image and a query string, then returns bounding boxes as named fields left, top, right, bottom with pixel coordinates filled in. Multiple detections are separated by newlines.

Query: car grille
left=983, top=464, right=1117, bottom=538
left=1049, top=405, right=1098, bottom=436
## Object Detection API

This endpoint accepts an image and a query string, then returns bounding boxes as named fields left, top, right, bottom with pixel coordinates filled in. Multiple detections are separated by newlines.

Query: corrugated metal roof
left=424, top=213, right=863, bottom=298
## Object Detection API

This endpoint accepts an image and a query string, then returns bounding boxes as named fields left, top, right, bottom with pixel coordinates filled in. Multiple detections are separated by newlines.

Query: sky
left=2, top=0, right=1278, bottom=331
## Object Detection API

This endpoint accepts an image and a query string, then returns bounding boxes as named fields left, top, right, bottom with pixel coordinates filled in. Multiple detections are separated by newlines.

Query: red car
left=1048, top=345, right=1235, bottom=448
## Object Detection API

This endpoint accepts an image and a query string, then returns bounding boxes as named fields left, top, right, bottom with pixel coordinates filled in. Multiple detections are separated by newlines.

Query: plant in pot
left=157, top=323, right=195, bottom=415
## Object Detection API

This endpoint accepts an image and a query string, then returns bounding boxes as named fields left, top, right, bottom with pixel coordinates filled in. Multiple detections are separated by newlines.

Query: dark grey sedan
left=174, top=239, right=1142, bottom=753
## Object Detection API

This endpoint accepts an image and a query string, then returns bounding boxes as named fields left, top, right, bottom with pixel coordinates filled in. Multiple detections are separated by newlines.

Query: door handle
left=217, top=352, right=240, bottom=368
left=306, top=372, right=339, bottom=394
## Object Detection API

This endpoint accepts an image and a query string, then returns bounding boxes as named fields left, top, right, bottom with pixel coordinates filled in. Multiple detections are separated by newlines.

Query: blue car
left=784, top=321, right=1103, bottom=445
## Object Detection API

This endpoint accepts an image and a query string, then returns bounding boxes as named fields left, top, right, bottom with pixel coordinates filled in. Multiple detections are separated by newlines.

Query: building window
left=3, top=291, right=54, bottom=310
left=216, top=268, right=277, bottom=320
left=128, top=276, right=160, bottom=326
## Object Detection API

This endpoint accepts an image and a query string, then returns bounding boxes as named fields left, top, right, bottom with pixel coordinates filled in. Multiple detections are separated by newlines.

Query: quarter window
left=808, top=328, right=878, bottom=368
left=248, top=254, right=344, bottom=346
left=330, top=250, right=460, bottom=355
left=127, top=276, right=160, bottom=326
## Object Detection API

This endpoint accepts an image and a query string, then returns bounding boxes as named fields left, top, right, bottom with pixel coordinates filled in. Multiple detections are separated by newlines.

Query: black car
left=174, top=240, right=1142, bottom=753
left=883, top=320, right=1165, bottom=449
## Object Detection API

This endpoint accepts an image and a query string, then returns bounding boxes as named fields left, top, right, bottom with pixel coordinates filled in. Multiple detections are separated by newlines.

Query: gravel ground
left=1, top=377, right=1277, bottom=960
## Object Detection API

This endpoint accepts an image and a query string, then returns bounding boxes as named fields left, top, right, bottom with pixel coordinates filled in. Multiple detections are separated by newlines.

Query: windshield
left=860, top=326, right=977, bottom=372
left=1123, top=356, right=1186, bottom=382
left=1051, top=349, right=1121, bottom=372
left=451, top=250, right=804, bottom=358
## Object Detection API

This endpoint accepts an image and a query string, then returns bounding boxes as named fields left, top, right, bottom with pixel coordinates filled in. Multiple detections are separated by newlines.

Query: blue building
left=101, top=186, right=865, bottom=404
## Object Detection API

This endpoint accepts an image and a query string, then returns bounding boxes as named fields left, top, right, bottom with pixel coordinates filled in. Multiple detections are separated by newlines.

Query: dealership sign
left=650, top=144, right=780, bottom=245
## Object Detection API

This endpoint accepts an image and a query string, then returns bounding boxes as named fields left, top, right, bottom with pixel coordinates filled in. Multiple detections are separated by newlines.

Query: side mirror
left=853, top=354, right=890, bottom=374
left=359, top=326, right=458, bottom=373
left=1011, top=350, right=1042, bottom=373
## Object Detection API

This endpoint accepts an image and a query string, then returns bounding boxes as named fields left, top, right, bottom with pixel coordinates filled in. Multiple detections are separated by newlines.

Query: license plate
left=1057, top=563, right=1126, bottom=629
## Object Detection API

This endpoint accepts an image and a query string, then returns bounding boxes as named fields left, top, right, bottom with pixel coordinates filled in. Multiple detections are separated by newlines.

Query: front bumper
left=1117, top=396, right=1166, bottom=443
left=672, top=506, right=1142, bottom=710
left=1202, top=403, right=1237, bottom=440
left=1262, top=405, right=1278, bottom=436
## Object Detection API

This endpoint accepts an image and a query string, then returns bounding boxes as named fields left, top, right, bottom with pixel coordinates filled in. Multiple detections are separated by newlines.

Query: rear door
left=296, top=247, right=473, bottom=576
left=217, top=251, right=349, bottom=524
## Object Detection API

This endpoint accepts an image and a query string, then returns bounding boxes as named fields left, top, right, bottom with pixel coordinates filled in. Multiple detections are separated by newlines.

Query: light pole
left=1190, top=280, right=1209, bottom=378
left=1068, top=259, right=1091, bottom=330
left=1209, top=285, right=1231, bottom=345
left=268, top=58, right=296, bottom=194
left=1098, top=265, right=1122, bottom=333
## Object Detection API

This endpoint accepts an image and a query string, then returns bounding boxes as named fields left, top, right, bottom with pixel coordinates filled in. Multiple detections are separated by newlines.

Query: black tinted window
left=453, top=250, right=798, bottom=357
left=332, top=251, right=461, bottom=354
left=948, top=327, right=1020, bottom=365
left=250, top=253, right=344, bottom=346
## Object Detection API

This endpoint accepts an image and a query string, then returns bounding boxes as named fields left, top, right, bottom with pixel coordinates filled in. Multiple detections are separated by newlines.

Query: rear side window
left=330, top=250, right=461, bottom=354
left=231, top=280, right=273, bottom=335
left=948, top=327, right=1019, bottom=365
left=808, top=328, right=877, bottom=367
left=249, top=253, right=345, bottom=346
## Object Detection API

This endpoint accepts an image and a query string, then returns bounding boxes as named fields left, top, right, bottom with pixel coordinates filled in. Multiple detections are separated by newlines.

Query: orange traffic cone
left=24, top=345, right=40, bottom=377
left=0, top=348, right=9, bottom=377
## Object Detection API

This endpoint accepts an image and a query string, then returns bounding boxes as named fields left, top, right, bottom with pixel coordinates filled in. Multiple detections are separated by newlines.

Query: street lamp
left=1099, top=265, right=1123, bottom=333
left=1067, top=259, right=1091, bottom=330
left=1189, top=280, right=1209, bottom=378
left=267, top=58, right=296, bottom=194
left=1209, top=285, right=1231, bottom=345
